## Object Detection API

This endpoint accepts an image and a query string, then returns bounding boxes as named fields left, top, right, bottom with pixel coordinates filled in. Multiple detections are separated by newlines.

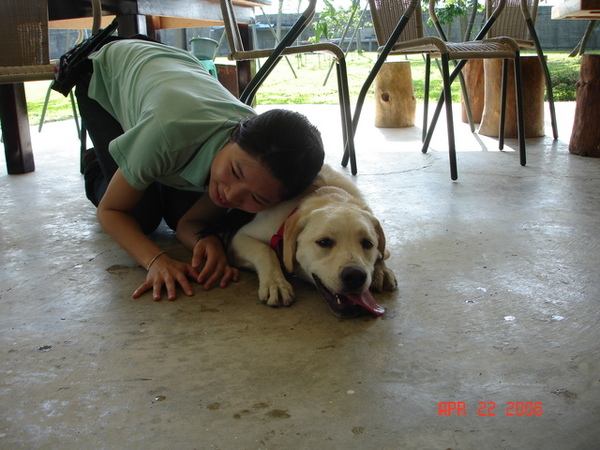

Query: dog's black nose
left=341, top=265, right=367, bottom=291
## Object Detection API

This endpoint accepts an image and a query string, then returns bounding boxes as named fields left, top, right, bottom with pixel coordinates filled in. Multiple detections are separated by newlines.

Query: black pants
left=74, top=42, right=201, bottom=234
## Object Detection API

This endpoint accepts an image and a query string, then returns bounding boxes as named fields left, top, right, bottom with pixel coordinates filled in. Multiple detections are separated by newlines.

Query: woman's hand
left=133, top=253, right=200, bottom=301
left=192, top=235, right=239, bottom=290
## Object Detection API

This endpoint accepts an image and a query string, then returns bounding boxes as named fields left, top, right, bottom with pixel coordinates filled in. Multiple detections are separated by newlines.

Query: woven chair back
left=0, top=0, right=50, bottom=67
left=369, top=0, right=424, bottom=47
left=486, top=0, right=538, bottom=40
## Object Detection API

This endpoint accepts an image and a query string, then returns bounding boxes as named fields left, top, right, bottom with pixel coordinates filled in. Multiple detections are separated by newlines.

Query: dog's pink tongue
left=345, top=291, right=385, bottom=316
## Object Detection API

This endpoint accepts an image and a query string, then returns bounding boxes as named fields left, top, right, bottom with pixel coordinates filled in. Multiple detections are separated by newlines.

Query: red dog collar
left=270, top=207, right=299, bottom=258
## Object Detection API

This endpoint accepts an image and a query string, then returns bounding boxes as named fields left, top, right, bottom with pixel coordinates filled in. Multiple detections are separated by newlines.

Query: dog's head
left=282, top=187, right=387, bottom=319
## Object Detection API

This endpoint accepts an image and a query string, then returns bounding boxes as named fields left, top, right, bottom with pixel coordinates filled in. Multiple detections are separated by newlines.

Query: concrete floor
left=1, top=102, right=599, bottom=449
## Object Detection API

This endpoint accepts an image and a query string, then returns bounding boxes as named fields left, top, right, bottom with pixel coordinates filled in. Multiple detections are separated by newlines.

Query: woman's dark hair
left=231, top=109, right=325, bottom=200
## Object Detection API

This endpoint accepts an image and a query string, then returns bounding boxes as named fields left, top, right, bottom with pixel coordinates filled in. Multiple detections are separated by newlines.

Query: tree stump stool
left=374, top=61, right=416, bottom=128
left=479, top=55, right=545, bottom=139
left=461, top=59, right=485, bottom=124
left=569, top=54, right=600, bottom=157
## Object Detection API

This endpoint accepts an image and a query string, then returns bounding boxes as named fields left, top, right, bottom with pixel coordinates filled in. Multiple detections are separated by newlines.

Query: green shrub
left=547, top=56, right=580, bottom=101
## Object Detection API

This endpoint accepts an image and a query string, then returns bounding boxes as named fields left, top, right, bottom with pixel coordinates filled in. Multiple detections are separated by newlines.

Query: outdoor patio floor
left=1, top=102, right=599, bottom=449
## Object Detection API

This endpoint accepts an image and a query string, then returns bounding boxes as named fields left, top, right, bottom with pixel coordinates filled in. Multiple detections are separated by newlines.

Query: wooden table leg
left=115, top=14, right=154, bottom=38
left=0, top=83, right=35, bottom=174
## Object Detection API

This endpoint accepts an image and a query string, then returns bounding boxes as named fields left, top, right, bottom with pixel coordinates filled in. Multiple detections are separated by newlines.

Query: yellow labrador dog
left=228, top=165, right=397, bottom=318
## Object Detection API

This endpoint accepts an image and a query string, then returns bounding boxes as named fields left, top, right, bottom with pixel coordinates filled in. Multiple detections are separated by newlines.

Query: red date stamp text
left=437, top=401, right=543, bottom=416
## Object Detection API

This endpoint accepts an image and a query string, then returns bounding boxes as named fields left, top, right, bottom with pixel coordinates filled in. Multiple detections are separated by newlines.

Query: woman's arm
left=97, top=169, right=199, bottom=300
left=176, top=194, right=239, bottom=290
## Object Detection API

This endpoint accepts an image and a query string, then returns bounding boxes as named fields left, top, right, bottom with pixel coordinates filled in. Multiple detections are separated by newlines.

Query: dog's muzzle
left=313, top=273, right=385, bottom=319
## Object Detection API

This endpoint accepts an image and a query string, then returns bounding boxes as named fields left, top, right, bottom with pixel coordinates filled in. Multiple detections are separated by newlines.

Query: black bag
left=52, top=18, right=120, bottom=96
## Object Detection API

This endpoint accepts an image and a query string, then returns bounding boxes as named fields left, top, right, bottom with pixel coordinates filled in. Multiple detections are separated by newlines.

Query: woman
left=70, top=39, right=324, bottom=301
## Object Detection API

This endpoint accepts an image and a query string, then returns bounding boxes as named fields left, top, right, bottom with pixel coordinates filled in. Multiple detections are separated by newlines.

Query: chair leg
left=336, top=60, right=357, bottom=175
left=422, top=57, right=469, bottom=154
left=240, top=55, right=282, bottom=105
left=538, top=52, right=559, bottom=140
left=441, top=56, right=458, bottom=181
left=38, top=83, right=53, bottom=132
left=425, top=56, right=474, bottom=137
left=422, top=55, right=431, bottom=142
left=336, top=71, right=348, bottom=153
left=421, top=93, right=443, bottom=154
left=527, top=18, right=558, bottom=140
left=69, top=90, right=81, bottom=138
left=422, top=55, right=461, bottom=180
left=39, top=83, right=82, bottom=140
left=343, top=47, right=388, bottom=169
left=499, top=59, right=508, bottom=150
left=343, top=11, right=414, bottom=169
left=513, top=54, right=527, bottom=167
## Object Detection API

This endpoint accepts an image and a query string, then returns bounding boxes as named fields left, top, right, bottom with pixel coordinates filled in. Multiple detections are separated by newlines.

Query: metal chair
left=38, top=0, right=103, bottom=137
left=220, top=0, right=356, bottom=174
left=485, top=0, right=558, bottom=139
left=344, top=0, right=526, bottom=180
left=38, top=30, right=85, bottom=136
left=0, top=0, right=56, bottom=173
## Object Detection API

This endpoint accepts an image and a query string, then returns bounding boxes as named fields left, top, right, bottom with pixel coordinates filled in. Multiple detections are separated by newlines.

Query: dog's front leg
left=229, top=234, right=295, bottom=307
left=371, top=259, right=398, bottom=292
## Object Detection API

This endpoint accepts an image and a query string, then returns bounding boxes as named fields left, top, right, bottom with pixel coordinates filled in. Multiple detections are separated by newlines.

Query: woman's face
left=209, top=141, right=284, bottom=213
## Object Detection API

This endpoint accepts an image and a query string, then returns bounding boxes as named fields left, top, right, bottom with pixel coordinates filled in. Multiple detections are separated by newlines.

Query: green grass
left=254, top=52, right=456, bottom=105
left=25, top=51, right=584, bottom=126
left=25, top=80, right=77, bottom=127
left=256, top=51, right=586, bottom=105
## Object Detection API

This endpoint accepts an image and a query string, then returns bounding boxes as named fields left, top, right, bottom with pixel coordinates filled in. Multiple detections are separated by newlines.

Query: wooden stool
left=479, top=55, right=545, bottom=139
left=461, top=59, right=485, bottom=124
left=374, top=61, right=416, bottom=128
left=569, top=54, right=600, bottom=157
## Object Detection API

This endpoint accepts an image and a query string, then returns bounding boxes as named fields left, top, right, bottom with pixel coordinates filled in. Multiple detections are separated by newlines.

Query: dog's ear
left=373, top=216, right=388, bottom=261
left=282, top=211, right=305, bottom=273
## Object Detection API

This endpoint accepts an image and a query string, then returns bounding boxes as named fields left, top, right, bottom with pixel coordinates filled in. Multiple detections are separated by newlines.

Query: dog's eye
left=361, top=239, right=374, bottom=250
left=316, top=238, right=334, bottom=248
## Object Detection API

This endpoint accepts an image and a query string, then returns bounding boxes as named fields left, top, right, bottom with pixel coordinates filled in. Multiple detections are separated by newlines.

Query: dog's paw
left=381, top=266, right=398, bottom=291
left=258, top=279, right=295, bottom=307
left=371, top=261, right=398, bottom=292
